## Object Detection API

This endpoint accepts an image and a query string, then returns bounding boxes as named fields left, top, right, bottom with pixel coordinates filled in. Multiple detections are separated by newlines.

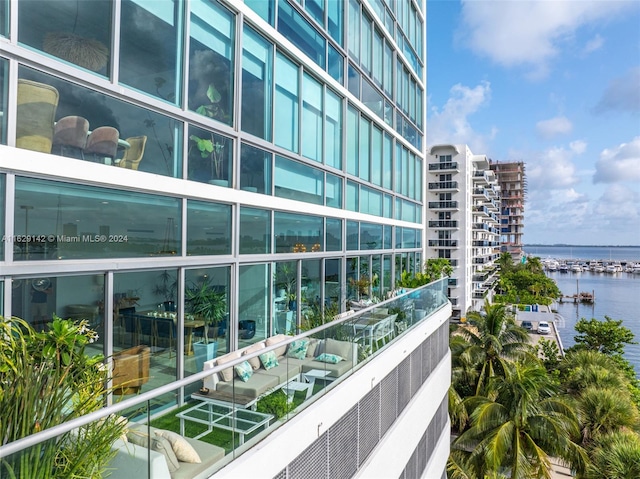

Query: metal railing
left=0, top=280, right=450, bottom=478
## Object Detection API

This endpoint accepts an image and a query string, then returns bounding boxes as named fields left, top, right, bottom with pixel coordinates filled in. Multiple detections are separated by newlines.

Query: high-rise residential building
left=0, top=1, right=452, bottom=477
left=490, top=160, right=527, bottom=256
left=427, top=144, right=501, bottom=319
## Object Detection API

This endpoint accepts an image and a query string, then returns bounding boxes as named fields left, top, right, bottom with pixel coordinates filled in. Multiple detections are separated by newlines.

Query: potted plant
left=274, top=263, right=297, bottom=311
left=153, top=270, right=177, bottom=311
left=189, top=134, right=228, bottom=186
left=186, top=280, right=226, bottom=371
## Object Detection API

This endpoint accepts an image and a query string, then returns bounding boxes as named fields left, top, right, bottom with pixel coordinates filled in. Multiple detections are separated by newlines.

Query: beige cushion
left=126, top=428, right=180, bottom=472
left=216, top=351, right=241, bottom=382
left=242, top=342, right=265, bottom=370
left=266, top=334, right=289, bottom=357
left=306, top=338, right=319, bottom=358
left=155, top=429, right=201, bottom=464
left=325, top=338, right=353, bottom=359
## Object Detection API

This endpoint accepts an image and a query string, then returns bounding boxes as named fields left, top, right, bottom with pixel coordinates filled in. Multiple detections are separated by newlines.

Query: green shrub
left=256, top=390, right=294, bottom=419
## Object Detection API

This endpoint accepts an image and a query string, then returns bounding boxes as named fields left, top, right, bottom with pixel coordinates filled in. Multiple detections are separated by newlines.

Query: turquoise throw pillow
left=315, top=353, right=344, bottom=364
left=259, top=350, right=279, bottom=370
left=286, top=339, right=309, bottom=360
left=234, top=360, right=253, bottom=382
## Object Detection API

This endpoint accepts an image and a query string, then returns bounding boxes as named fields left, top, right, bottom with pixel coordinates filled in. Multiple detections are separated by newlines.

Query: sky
left=426, top=0, right=640, bottom=246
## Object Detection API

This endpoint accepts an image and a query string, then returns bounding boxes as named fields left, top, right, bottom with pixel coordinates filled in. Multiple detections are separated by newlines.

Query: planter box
left=194, top=341, right=218, bottom=373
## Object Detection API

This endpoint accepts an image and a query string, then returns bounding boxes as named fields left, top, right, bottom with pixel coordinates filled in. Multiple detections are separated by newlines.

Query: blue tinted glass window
left=326, top=172, right=342, bottom=208
left=274, top=211, right=323, bottom=253
left=326, top=218, right=342, bottom=251
left=328, top=44, right=344, bottom=84
left=305, top=0, right=324, bottom=25
left=346, top=105, right=358, bottom=176
left=325, top=89, right=342, bottom=169
left=240, top=143, right=272, bottom=194
left=187, top=200, right=231, bottom=255
left=346, top=220, right=359, bottom=250
left=358, top=117, right=370, bottom=182
left=360, top=223, right=382, bottom=250
left=120, top=0, right=182, bottom=104
left=346, top=180, right=358, bottom=212
left=242, top=25, right=273, bottom=140
left=302, top=73, right=323, bottom=162
left=371, top=125, right=382, bottom=186
left=239, top=207, right=271, bottom=254
left=347, top=0, right=360, bottom=61
left=275, top=155, right=323, bottom=205
left=188, top=0, right=234, bottom=126
left=278, top=0, right=325, bottom=69
left=245, top=0, right=275, bottom=25
left=327, top=0, right=343, bottom=45
left=275, top=53, right=299, bottom=153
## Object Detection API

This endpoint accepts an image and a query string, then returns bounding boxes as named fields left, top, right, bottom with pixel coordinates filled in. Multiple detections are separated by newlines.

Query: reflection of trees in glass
left=189, top=49, right=232, bottom=125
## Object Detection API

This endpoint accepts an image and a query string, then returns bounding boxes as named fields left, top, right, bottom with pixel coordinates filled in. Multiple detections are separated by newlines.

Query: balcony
left=0, top=281, right=451, bottom=479
left=428, top=181, right=458, bottom=190
left=428, top=220, right=458, bottom=228
left=428, top=161, right=457, bottom=170
left=428, top=201, right=458, bottom=209
left=428, top=240, right=458, bottom=247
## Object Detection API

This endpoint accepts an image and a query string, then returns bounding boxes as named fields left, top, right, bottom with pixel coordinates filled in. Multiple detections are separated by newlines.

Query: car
left=521, top=320, right=533, bottom=331
left=537, top=321, right=551, bottom=335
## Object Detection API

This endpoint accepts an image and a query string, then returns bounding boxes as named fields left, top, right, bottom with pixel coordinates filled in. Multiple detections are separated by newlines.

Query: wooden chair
left=118, top=135, right=147, bottom=170
left=16, top=79, right=59, bottom=153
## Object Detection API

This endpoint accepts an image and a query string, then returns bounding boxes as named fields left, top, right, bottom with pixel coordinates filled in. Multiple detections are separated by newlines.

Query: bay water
left=526, top=245, right=640, bottom=376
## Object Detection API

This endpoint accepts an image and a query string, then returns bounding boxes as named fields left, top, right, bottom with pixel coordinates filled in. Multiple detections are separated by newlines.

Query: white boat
left=634, top=263, right=640, bottom=274
left=570, top=264, right=582, bottom=273
left=559, top=263, right=569, bottom=273
left=605, top=263, right=620, bottom=274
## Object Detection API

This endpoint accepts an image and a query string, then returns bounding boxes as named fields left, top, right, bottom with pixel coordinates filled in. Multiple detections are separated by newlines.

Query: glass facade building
left=0, top=1, right=449, bottom=477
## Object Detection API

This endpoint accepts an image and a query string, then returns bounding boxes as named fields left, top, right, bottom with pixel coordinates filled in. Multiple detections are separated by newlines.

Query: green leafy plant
left=195, top=83, right=229, bottom=123
left=189, top=134, right=227, bottom=181
left=256, top=390, right=294, bottom=419
left=0, top=316, right=127, bottom=479
left=153, top=270, right=177, bottom=304
left=186, top=279, right=227, bottom=344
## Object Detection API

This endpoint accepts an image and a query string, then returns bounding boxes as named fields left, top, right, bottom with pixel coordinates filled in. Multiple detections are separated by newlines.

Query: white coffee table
left=283, top=380, right=314, bottom=402
left=302, top=369, right=332, bottom=392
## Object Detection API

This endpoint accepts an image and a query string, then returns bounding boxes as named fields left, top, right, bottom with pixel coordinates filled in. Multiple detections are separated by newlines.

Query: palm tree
left=453, top=300, right=534, bottom=395
left=576, top=387, right=639, bottom=445
left=450, top=361, right=588, bottom=479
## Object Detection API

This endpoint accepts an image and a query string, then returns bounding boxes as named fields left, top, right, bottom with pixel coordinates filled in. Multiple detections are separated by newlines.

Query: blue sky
left=426, top=0, right=640, bottom=246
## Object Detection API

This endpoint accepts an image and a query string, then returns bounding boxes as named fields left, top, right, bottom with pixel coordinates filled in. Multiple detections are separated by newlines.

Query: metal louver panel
left=288, top=432, right=328, bottom=479
left=380, top=368, right=398, bottom=435
left=328, top=404, right=359, bottom=479
left=358, top=384, right=381, bottom=464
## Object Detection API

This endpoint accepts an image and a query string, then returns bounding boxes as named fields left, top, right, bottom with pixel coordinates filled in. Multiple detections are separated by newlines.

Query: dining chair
left=118, top=135, right=147, bottom=170
left=16, top=79, right=60, bottom=153
left=52, top=115, right=89, bottom=159
left=84, top=126, right=119, bottom=163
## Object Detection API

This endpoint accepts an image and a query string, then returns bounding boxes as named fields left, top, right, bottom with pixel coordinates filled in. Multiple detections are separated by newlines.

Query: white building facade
left=427, top=144, right=500, bottom=319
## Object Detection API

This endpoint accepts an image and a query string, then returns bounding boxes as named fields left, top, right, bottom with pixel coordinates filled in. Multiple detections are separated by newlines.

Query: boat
left=605, top=263, right=620, bottom=274
left=559, top=263, right=569, bottom=273
left=634, top=263, right=640, bottom=274
left=570, top=264, right=582, bottom=273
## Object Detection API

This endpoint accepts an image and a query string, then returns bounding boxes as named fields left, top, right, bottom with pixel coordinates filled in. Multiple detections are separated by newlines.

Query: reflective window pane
left=358, top=116, right=370, bottom=182
left=242, top=25, right=273, bottom=140
left=18, top=0, right=112, bottom=76
left=324, top=89, right=342, bottom=169
left=0, top=59, right=6, bottom=145
left=346, top=220, right=358, bottom=250
left=14, top=177, right=181, bottom=260
left=240, top=143, right=272, bottom=194
left=186, top=200, right=231, bottom=256
left=274, top=211, right=323, bottom=254
left=19, top=67, right=183, bottom=177
left=346, top=180, right=358, bottom=212
left=120, top=0, right=182, bottom=104
left=240, top=207, right=271, bottom=254
left=187, top=126, right=231, bottom=186
left=346, top=105, right=358, bottom=176
left=188, top=0, right=234, bottom=125
left=245, top=0, right=275, bottom=25
left=239, top=264, right=269, bottom=344
left=328, top=44, right=344, bottom=84
left=326, top=218, right=342, bottom=251
left=325, top=172, right=342, bottom=209
left=277, top=0, right=325, bottom=69
left=327, top=0, right=343, bottom=45
left=302, top=73, right=323, bottom=162
left=275, top=155, right=323, bottom=205
left=274, top=53, right=299, bottom=153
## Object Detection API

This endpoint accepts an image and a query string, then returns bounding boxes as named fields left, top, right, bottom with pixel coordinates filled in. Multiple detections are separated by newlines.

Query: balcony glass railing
left=0, top=280, right=449, bottom=479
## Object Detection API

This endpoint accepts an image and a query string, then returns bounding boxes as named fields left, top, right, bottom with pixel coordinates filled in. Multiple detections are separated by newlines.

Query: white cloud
left=593, top=136, right=640, bottom=183
left=536, top=116, right=573, bottom=139
left=594, top=66, right=640, bottom=114
left=427, top=81, right=493, bottom=151
left=583, top=34, right=604, bottom=54
left=527, top=145, right=581, bottom=190
left=570, top=140, right=587, bottom=155
left=458, top=1, right=635, bottom=79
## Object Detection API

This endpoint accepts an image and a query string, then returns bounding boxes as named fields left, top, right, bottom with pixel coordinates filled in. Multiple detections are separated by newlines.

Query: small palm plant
left=186, top=280, right=226, bottom=343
